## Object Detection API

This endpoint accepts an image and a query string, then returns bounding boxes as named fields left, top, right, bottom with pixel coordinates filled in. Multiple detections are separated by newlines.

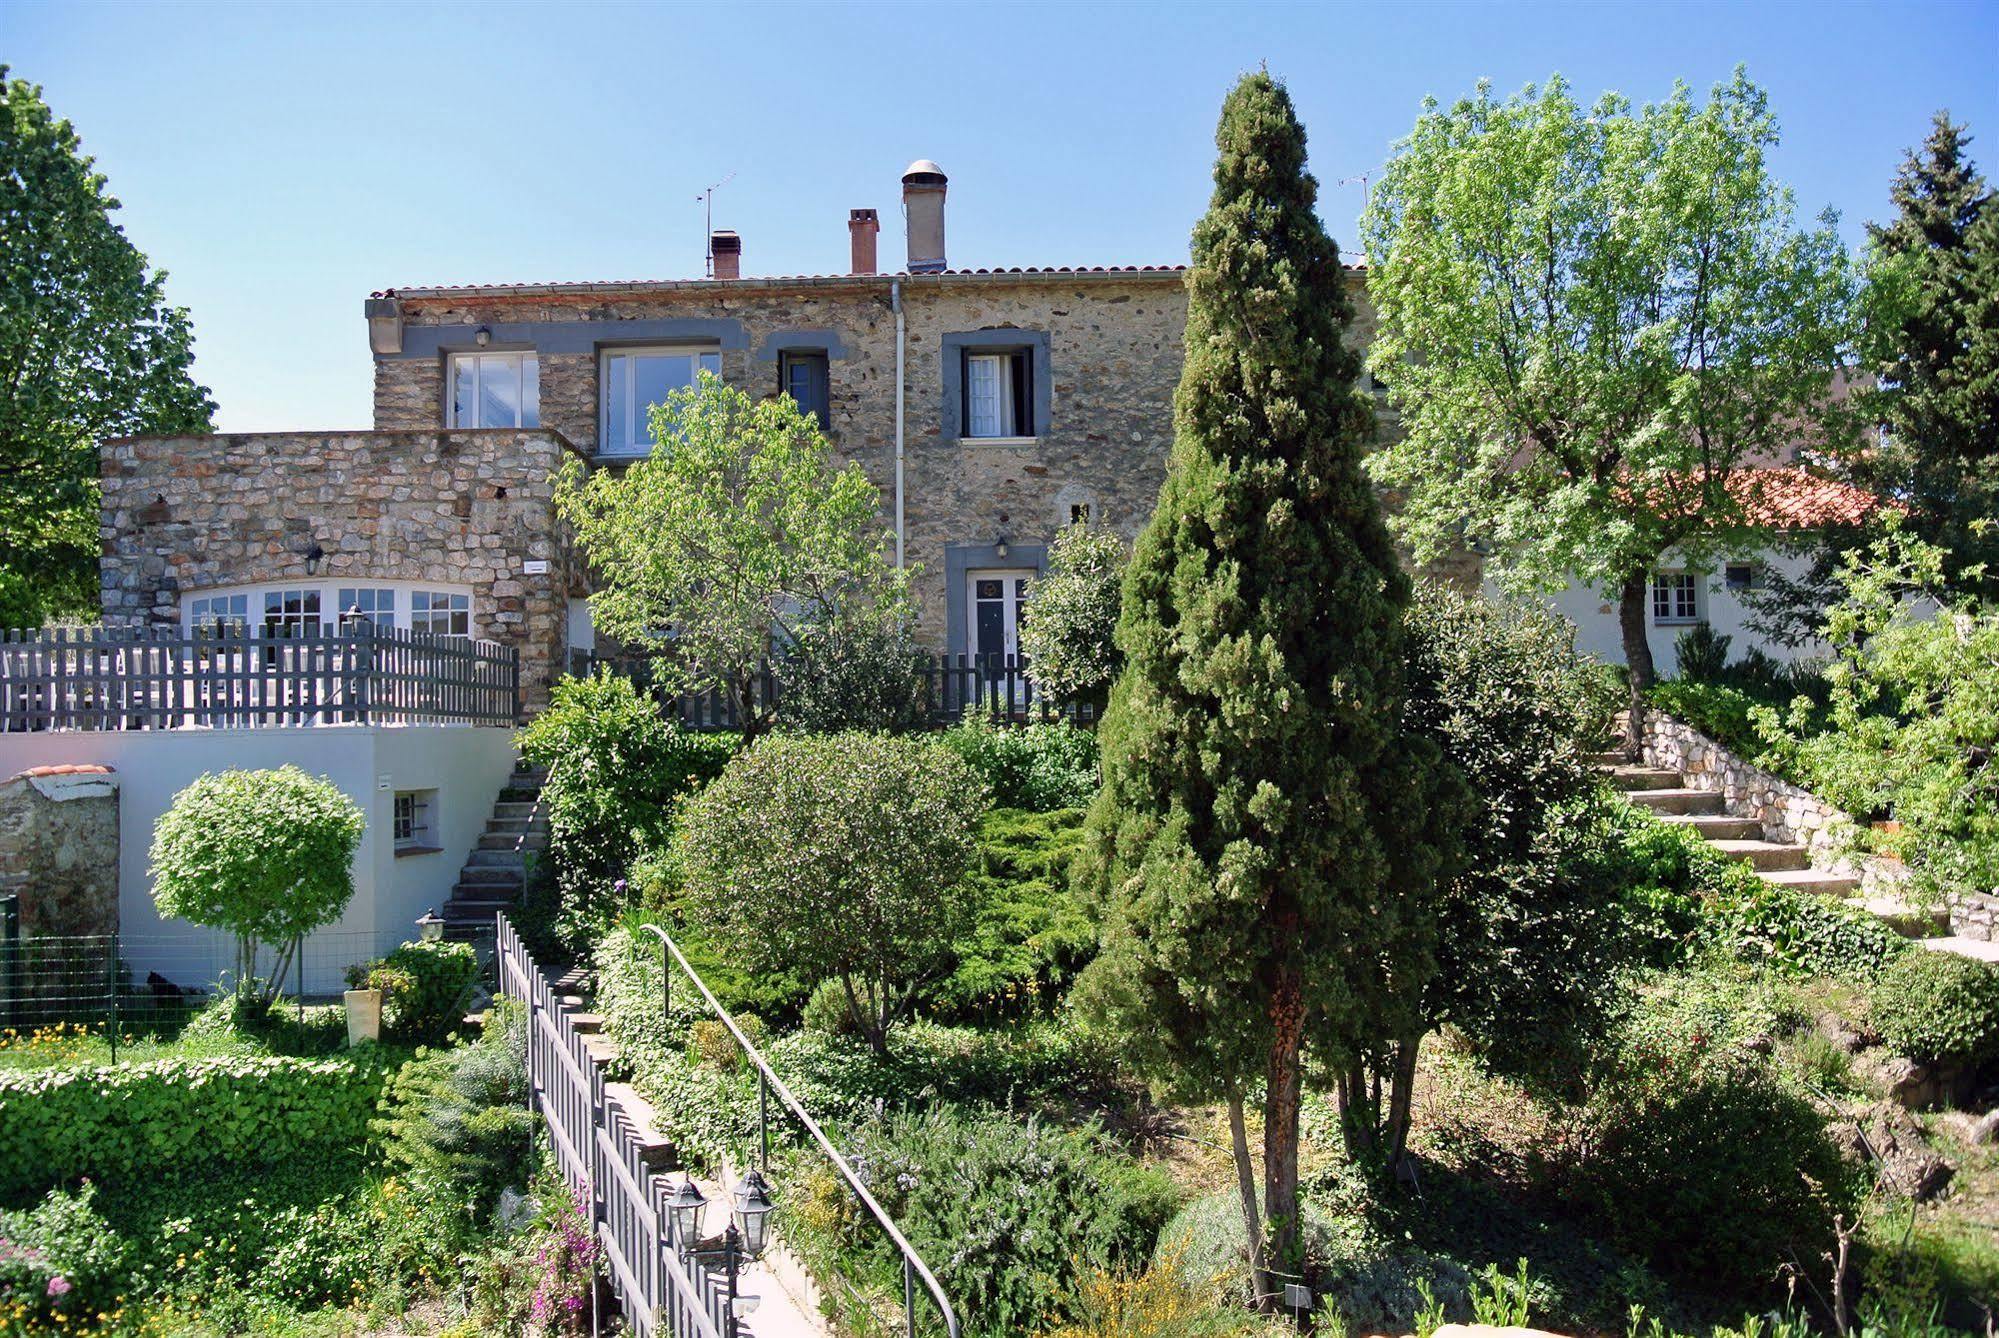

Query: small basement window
left=1652, top=572, right=1699, bottom=624
left=393, top=789, right=439, bottom=854
left=962, top=348, right=1033, bottom=439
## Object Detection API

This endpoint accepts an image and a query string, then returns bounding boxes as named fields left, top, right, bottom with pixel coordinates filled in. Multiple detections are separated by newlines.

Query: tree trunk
left=1225, top=1085, right=1269, bottom=1307
left=1384, top=1031, right=1423, bottom=1169
left=1262, top=974, right=1305, bottom=1297
left=1337, top=1061, right=1376, bottom=1158
left=1618, top=571, right=1655, bottom=760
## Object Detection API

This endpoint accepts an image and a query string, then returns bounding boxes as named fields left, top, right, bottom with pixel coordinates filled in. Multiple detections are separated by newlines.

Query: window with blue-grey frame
left=779, top=349, right=831, bottom=430
left=943, top=329, right=1051, bottom=442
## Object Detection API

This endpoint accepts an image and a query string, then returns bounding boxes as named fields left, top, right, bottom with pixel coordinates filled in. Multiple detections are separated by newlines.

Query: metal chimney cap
left=901, top=159, right=947, bottom=186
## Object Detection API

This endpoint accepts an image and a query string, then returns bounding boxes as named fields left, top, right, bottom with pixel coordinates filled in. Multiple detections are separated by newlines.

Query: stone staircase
left=440, top=759, right=549, bottom=944
left=1597, top=747, right=1999, bottom=963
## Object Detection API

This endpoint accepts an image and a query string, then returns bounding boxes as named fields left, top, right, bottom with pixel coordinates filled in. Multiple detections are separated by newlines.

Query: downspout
left=892, top=278, right=906, bottom=569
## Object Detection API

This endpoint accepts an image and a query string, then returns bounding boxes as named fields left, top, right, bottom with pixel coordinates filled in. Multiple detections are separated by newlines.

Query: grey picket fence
left=0, top=625, right=519, bottom=730
left=496, top=916, right=730, bottom=1338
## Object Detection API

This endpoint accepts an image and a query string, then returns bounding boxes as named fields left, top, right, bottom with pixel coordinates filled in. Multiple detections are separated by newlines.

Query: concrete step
left=1605, top=766, right=1684, bottom=792
left=582, top=1032, right=620, bottom=1068
left=1659, top=813, right=1765, bottom=840
left=1847, top=897, right=1951, bottom=938
left=604, top=1082, right=679, bottom=1171
left=458, top=866, right=523, bottom=887
left=466, top=848, right=528, bottom=869
left=478, top=831, right=549, bottom=851
left=1758, top=868, right=1862, bottom=897
left=1585, top=750, right=1631, bottom=767
left=449, top=883, right=518, bottom=905
left=498, top=786, right=542, bottom=803
left=493, top=801, right=543, bottom=820
left=1919, top=936, right=1999, bottom=963
left=1627, top=788, right=1725, bottom=816
left=1707, top=839, right=1810, bottom=873
left=569, top=1012, right=605, bottom=1034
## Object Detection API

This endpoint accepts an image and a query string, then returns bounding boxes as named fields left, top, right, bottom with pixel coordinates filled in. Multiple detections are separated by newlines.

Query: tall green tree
left=1074, top=72, right=1455, bottom=1292
left=554, top=373, right=907, bottom=743
left=1853, top=112, right=1998, bottom=599
left=1361, top=71, right=1858, bottom=754
left=0, top=68, right=215, bottom=626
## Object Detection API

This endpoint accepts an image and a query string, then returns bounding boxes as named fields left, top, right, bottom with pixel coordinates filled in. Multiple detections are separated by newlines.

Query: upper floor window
left=780, top=350, right=831, bottom=431
left=448, top=352, right=539, bottom=429
left=963, top=349, right=1032, bottom=440
left=601, top=346, right=721, bottom=456
left=1652, top=572, right=1699, bottom=624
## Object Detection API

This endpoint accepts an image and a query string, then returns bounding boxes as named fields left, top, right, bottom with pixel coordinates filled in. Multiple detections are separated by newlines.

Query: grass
left=0, top=1000, right=351, bottom=1070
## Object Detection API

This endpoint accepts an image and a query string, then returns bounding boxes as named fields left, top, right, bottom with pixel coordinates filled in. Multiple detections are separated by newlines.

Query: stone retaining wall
left=0, top=765, right=119, bottom=938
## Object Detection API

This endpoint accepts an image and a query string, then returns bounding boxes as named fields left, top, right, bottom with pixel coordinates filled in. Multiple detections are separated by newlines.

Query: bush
left=680, top=733, right=986, bottom=1053
left=1018, top=521, right=1127, bottom=710
left=1583, top=1050, right=1855, bottom=1293
left=375, top=999, right=537, bottom=1211
left=150, top=766, right=365, bottom=1005
left=1647, top=679, right=1767, bottom=760
left=0, top=1052, right=392, bottom=1195
left=350, top=939, right=480, bottom=1045
left=776, top=608, right=931, bottom=734
left=838, top=1104, right=1179, bottom=1337
left=801, top=977, right=861, bottom=1038
left=1870, top=950, right=1999, bottom=1067
left=926, top=806, right=1096, bottom=1021
left=0, top=1179, right=126, bottom=1330
left=940, top=715, right=1099, bottom=811
left=1673, top=622, right=1732, bottom=682
left=516, top=669, right=735, bottom=951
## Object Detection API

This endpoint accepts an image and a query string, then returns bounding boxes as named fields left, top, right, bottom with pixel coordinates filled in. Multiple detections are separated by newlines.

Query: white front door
left=966, top=570, right=1034, bottom=662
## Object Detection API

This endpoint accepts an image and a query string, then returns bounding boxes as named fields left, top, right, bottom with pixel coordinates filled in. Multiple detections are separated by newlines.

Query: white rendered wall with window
left=1518, top=547, right=1828, bottom=676
left=180, top=580, right=476, bottom=638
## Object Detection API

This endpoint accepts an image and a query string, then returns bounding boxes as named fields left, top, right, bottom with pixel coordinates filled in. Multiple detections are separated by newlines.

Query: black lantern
left=731, top=1169, right=775, bottom=1259
left=304, top=542, right=325, bottom=575
left=667, top=1176, right=706, bottom=1251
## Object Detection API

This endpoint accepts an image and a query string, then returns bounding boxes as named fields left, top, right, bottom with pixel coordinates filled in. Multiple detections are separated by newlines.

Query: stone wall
left=99, top=430, right=585, bottom=710
left=372, top=269, right=1448, bottom=648
left=0, top=765, right=119, bottom=938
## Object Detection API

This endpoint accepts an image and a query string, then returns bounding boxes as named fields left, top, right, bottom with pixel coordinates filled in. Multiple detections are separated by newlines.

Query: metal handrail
left=640, top=923, right=962, bottom=1338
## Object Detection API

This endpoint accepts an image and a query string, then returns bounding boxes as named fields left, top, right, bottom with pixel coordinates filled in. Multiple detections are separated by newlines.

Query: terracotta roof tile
left=1727, top=469, right=1881, bottom=528
left=9, top=764, right=114, bottom=781
left=372, top=263, right=1222, bottom=300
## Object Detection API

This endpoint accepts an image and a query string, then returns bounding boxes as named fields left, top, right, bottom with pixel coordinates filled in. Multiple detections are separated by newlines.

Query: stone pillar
left=0, top=765, right=119, bottom=938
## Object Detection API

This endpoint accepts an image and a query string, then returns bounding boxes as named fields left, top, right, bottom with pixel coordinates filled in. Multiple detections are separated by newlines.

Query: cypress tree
left=1861, top=112, right=1999, bottom=597
left=1074, top=72, right=1452, bottom=1290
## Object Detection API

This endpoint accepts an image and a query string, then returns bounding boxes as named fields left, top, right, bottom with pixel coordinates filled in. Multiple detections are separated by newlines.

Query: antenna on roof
left=1338, top=169, right=1376, bottom=212
left=697, top=172, right=736, bottom=277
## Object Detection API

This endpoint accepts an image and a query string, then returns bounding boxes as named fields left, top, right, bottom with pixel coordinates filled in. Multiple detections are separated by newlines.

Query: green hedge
left=0, top=1053, right=393, bottom=1195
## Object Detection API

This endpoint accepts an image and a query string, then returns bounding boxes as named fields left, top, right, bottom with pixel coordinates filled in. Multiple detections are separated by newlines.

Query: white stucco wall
left=1497, top=547, right=1827, bottom=676
left=0, top=725, right=516, bottom=994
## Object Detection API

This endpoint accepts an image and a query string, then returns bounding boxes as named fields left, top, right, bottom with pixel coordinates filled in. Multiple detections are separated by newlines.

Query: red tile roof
left=9, top=764, right=114, bottom=781
left=373, top=264, right=1201, bottom=300
left=1728, top=469, right=1881, bottom=528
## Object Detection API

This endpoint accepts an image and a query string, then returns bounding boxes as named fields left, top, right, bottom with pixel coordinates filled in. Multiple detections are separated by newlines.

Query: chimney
left=848, top=208, right=880, bottom=276
left=901, top=160, right=947, bottom=273
left=710, top=230, right=741, bottom=281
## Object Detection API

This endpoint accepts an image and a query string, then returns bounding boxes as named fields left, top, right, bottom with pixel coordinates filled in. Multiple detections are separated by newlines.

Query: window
left=187, top=592, right=249, bottom=633
left=393, top=789, right=437, bottom=853
left=262, top=587, right=323, bottom=639
left=779, top=350, right=831, bottom=430
left=1724, top=563, right=1757, bottom=593
left=1652, top=572, right=1699, bottom=623
left=411, top=590, right=470, bottom=638
left=336, top=587, right=396, bottom=629
left=1069, top=503, right=1092, bottom=525
left=448, top=352, right=539, bottom=429
left=962, top=349, right=1032, bottom=439
left=601, top=346, right=721, bottom=456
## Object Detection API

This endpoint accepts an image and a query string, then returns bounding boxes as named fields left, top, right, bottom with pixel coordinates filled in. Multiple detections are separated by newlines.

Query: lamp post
left=666, top=1175, right=706, bottom=1252
left=673, top=1170, right=775, bottom=1338
left=414, top=908, right=446, bottom=943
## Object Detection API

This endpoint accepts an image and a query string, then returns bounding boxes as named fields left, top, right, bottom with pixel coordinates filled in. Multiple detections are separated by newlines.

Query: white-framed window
left=187, top=592, right=249, bottom=633
left=448, top=352, right=540, bottom=429
left=1652, top=572, right=1699, bottom=624
left=336, top=587, right=397, bottom=629
left=600, top=346, right=722, bottom=456
left=1724, top=563, right=1758, bottom=594
left=262, top=587, right=323, bottom=639
left=411, top=590, right=470, bottom=638
left=393, top=789, right=437, bottom=852
left=964, top=350, right=1029, bottom=439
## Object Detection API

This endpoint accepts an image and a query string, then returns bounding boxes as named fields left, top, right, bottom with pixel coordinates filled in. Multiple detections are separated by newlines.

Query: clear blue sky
left=9, top=0, right=1997, bottom=433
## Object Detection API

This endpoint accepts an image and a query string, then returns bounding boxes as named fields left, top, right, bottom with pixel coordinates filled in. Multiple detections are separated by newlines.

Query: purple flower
left=613, top=879, right=628, bottom=895
left=46, top=1276, right=71, bottom=1298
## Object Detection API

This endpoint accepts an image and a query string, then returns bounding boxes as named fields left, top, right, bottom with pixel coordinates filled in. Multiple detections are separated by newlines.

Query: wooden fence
left=576, top=651, right=1097, bottom=732
left=0, top=625, right=519, bottom=730
left=497, top=916, right=731, bottom=1338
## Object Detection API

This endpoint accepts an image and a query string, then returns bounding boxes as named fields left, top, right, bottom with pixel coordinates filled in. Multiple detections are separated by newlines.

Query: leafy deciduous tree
left=554, top=375, right=906, bottom=743
left=0, top=68, right=215, bottom=627
left=149, top=766, right=364, bottom=1005
left=1361, top=71, right=1859, bottom=754
left=1018, top=520, right=1127, bottom=711
left=1074, top=71, right=1456, bottom=1292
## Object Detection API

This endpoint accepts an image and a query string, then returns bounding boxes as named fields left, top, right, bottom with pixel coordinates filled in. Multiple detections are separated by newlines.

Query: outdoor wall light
left=474, top=326, right=492, bottom=347
left=993, top=534, right=1010, bottom=560
left=731, top=1169, right=776, bottom=1259
left=304, top=542, right=325, bottom=575
left=415, top=908, right=446, bottom=943
left=667, top=1175, right=707, bottom=1250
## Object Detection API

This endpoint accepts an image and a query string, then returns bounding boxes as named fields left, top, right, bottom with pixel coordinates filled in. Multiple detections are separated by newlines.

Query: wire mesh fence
left=0, top=919, right=412, bottom=1060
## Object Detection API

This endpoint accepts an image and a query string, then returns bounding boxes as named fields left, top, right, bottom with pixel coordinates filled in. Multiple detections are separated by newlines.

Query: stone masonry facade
left=100, top=429, right=585, bottom=710
left=368, top=268, right=1434, bottom=651
left=0, top=765, right=119, bottom=939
